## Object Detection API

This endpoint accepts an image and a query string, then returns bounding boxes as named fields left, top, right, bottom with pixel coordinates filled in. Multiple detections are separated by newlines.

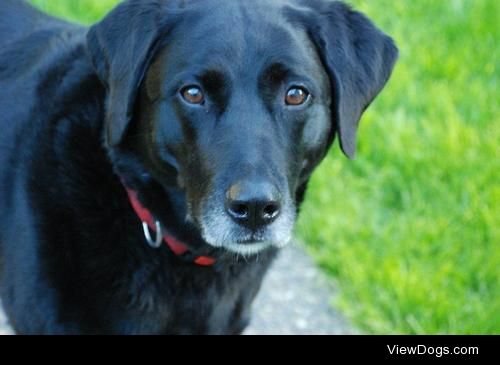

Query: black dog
left=0, top=0, right=397, bottom=334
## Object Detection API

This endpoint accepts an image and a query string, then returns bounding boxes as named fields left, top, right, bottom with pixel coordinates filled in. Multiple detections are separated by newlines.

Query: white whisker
left=199, top=197, right=295, bottom=256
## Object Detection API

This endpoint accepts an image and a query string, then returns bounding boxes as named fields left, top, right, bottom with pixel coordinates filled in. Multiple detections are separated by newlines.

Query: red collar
left=124, top=187, right=216, bottom=267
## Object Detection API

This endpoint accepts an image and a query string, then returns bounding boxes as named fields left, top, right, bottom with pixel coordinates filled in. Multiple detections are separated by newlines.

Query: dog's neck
left=123, top=185, right=216, bottom=266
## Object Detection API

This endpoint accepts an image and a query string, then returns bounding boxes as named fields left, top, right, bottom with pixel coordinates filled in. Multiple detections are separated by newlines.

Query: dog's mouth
left=217, top=241, right=279, bottom=256
left=236, top=236, right=266, bottom=245
left=197, top=205, right=295, bottom=256
left=156, top=184, right=295, bottom=257
left=205, top=237, right=292, bottom=256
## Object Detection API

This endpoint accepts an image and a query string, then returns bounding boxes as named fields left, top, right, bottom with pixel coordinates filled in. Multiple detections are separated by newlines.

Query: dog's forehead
left=163, top=0, right=315, bottom=74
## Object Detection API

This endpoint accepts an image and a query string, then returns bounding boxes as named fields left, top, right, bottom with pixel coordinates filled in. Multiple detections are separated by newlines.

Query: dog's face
left=137, top=3, right=333, bottom=254
left=87, top=0, right=397, bottom=255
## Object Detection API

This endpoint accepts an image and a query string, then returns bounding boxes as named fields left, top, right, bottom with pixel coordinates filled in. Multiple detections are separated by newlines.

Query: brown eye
left=181, top=86, right=204, bottom=105
left=285, top=86, right=309, bottom=106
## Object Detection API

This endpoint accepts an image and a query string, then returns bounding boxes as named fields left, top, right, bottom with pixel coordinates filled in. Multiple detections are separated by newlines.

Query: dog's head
left=87, top=0, right=397, bottom=256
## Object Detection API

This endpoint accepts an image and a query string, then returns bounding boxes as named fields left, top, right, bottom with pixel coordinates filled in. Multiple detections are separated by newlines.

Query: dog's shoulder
left=0, top=8, right=104, bottom=246
left=0, top=24, right=100, bottom=189
left=0, top=0, right=77, bottom=49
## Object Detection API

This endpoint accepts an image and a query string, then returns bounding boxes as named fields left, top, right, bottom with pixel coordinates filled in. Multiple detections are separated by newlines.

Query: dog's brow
left=200, top=70, right=227, bottom=94
left=263, top=63, right=291, bottom=85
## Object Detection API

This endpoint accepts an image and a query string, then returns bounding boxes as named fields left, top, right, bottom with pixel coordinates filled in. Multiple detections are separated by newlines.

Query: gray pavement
left=245, top=244, right=355, bottom=335
left=0, top=301, right=10, bottom=335
left=0, top=244, right=355, bottom=335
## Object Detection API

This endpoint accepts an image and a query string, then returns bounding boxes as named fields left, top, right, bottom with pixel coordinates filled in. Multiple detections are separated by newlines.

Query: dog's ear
left=291, top=1, right=398, bottom=158
left=86, top=0, right=174, bottom=146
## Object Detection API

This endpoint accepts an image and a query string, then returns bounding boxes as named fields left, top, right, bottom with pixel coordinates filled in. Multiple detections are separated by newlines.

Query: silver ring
left=142, top=221, right=163, bottom=248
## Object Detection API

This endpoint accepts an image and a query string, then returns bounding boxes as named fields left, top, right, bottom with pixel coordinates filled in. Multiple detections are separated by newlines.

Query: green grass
left=29, top=0, right=118, bottom=24
left=298, top=0, right=499, bottom=334
left=29, top=0, right=499, bottom=334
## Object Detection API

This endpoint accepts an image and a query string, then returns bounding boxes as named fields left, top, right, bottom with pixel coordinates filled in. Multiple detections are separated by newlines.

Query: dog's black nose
left=225, top=181, right=281, bottom=230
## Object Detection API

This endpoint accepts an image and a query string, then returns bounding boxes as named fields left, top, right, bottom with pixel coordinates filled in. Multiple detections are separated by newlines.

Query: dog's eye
left=285, top=86, right=310, bottom=106
left=181, top=86, right=204, bottom=105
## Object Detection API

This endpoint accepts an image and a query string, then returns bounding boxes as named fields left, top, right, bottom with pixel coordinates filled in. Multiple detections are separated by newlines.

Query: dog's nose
left=225, top=181, right=281, bottom=230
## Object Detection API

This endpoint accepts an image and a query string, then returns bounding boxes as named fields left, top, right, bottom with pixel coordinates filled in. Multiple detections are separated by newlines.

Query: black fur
left=0, top=0, right=397, bottom=334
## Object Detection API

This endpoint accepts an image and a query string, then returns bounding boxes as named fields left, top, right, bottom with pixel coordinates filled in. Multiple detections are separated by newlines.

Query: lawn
left=29, top=0, right=499, bottom=334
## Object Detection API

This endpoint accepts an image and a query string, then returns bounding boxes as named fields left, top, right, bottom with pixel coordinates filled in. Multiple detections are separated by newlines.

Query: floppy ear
left=86, top=0, right=172, bottom=146
left=296, top=1, right=398, bottom=158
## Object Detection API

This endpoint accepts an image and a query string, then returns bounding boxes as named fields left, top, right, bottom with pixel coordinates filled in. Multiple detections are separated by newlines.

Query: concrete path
left=245, top=244, right=355, bottom=335
left=0, top=244, right=355, bottom=335
left=0, top=300, right=10, bottom=335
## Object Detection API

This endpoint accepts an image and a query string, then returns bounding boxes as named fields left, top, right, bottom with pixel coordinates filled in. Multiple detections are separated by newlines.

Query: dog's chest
left=119, top=258, right=273, bottom=335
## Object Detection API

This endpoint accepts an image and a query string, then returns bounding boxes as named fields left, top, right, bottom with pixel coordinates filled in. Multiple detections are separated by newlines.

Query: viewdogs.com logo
left=387, top=344, right=479, bottom=358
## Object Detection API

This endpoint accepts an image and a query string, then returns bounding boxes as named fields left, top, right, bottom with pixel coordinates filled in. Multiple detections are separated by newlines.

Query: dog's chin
left=204, top=237, right=291, bottom=256
left=211, top=237, right=292, bottom=256
left=199, top=221, right=294, bottom=256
